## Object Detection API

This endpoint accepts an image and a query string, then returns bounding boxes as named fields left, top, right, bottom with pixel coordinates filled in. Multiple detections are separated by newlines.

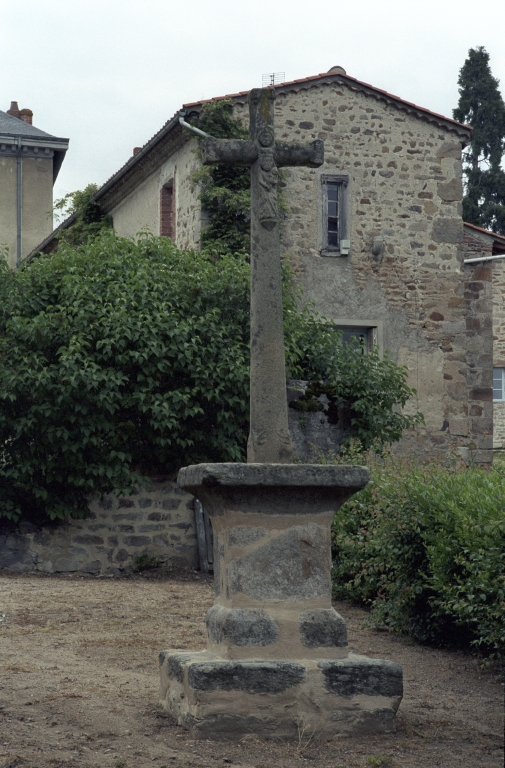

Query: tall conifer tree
left=453, top=47, right=505, bottom=234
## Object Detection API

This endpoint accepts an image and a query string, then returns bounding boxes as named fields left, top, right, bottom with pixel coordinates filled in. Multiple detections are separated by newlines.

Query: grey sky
left=2, top=0, right=505, bottom=213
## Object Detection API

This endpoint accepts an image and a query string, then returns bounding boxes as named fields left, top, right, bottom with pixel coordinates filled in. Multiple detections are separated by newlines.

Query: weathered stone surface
left=187, top=660, right=305, bottom=693
left=226, top=523, right=330, bottom=601
left=165, top=653, right=205, bottom=682
left=160, top=650, right=403, bottom=739
left=432, top=218, right=463, bottom=244
left=0, top=534, right=36, bottom=572
left=178, top=462, right=369, bottom=490
left=227, top=526, right=267, bottom=548
left=206, top=605, right=279, bottom=646
left=437, top=177, right=462, bottom=202
left=299, top=608, right=347, bottom=647
left=1, top=481, right=197, bottom=575
left=318, top=656, right=403, bottom=698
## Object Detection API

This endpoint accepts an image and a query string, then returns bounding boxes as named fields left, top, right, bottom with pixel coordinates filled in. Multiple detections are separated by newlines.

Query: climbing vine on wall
left=190, top=101, right=251, bottom=254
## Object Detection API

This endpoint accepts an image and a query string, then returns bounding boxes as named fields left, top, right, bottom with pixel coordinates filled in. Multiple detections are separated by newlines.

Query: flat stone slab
left=178, top=462, right=369, bottom=490
left=159, top=650, right=403, bottom=739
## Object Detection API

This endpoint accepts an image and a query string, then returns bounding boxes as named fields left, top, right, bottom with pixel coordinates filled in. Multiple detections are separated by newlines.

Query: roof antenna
left=262, top=72, right=285, bottom=87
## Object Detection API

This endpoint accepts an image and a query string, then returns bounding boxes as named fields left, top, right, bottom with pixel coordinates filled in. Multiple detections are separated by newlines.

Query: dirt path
left=0, top=572, right=502, bottom=768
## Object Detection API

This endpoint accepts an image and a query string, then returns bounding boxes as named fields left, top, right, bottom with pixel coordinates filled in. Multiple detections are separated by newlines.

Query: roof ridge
left=183, top=70, right=470, bottom=133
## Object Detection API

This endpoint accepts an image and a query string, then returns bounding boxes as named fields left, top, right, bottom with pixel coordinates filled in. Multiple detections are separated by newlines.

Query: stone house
left=0, top=102, right=69, bottom=268
left=36, top=67, right=495, bottom=463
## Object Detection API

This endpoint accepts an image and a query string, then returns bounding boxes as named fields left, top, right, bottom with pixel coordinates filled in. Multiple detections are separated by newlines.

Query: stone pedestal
left=159, top=464, right=403, bottom=739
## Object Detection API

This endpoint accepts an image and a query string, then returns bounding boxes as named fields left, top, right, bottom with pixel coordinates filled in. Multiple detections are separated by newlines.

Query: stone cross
left=201, top=88, right=324, bottom=464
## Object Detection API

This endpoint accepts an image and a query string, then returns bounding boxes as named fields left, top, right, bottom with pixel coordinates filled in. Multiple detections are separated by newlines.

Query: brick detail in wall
left=160, top=174, right=176, bottom=239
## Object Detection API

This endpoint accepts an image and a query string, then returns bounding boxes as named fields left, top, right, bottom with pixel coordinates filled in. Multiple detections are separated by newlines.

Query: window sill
left=320, top=248, right=348, bottom=258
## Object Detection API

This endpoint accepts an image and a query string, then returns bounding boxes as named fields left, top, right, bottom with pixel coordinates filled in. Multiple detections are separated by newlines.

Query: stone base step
left=159, top=650, right=403, bottom=739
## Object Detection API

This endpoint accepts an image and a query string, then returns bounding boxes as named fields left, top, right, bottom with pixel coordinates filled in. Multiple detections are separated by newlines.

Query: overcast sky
left=2, top=0, right=505, bottom=210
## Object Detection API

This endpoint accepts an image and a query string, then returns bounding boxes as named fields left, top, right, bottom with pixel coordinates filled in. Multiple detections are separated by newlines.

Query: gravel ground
left=0, top=570, right=503, bottom=768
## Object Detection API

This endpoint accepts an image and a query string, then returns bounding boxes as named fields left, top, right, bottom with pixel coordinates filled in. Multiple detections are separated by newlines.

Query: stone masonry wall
left=463, top=226, right=504, bottom=450
left=0, top=480, right=197, bottom=575
left=231, top=81, right=490, bottom=460
left=493, top=257, right=505, bottom=449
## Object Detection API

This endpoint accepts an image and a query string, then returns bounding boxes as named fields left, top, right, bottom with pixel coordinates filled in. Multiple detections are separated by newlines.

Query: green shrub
left=332, top=457, right=505, bottom=657
left=0, top=234, right=251, bottom=522
left=1, top=232, right=423, bottom=525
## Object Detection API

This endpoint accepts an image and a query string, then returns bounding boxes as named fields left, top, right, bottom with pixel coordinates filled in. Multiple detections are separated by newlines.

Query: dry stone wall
left=0, top=480, right=197, bottom=575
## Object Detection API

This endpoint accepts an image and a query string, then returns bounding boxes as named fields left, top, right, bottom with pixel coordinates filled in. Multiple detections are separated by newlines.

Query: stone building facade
left=36, top=68, right=495, bottom=462
left=0, top=103, right=68, bottom=268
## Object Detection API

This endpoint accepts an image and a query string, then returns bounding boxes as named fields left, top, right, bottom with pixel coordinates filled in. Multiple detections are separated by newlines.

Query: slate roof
left=0, top=109, right=60, bottom=140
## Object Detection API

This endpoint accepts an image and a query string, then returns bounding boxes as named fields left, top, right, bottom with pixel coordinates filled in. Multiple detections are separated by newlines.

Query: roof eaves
left=29, top=108, right=186, bottom=257
left=464, top=221, right=505, bottom=244
left=92, top=108, right=185, bottom=204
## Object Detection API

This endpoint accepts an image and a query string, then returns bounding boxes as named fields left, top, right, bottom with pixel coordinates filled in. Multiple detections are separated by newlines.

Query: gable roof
left=31, top=68, right=471, bottom=257
left=0, top=109, right=69, bottom=182
left=184, top=70, right=472, bottom=139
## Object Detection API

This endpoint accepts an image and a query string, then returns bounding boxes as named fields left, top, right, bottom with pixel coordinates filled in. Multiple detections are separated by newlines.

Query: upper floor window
left=493, top=368, right=505, bottom=401
left=321, top=174, right=350, bottom=257
left=160, top=179, right=175, bottom=240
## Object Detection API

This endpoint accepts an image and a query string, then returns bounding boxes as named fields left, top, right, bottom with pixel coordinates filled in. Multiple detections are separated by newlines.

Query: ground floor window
left=493, top=368, right=505, bottom=401
left=335, top=325, right=378, bottom=354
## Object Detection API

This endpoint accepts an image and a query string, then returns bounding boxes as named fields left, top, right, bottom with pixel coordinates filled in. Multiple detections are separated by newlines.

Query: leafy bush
left=0, top=233, right=422, bottom=524
left=53, top=183, right=113, bottom=247
left=332, top=457, right=505, bottom=657
left=0, top=234, right=250, bottom=522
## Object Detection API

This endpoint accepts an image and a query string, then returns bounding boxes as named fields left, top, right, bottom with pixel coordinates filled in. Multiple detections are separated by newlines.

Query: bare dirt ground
left=0, top=571, right=502, bottom=768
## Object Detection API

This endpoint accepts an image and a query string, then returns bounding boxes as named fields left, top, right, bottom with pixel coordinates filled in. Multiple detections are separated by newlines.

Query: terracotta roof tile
left=464, top=221, right=505, bottom=243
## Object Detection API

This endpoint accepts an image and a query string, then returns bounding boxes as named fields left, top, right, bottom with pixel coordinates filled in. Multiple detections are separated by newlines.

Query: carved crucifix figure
left=201, top=88, right=324, bottom=463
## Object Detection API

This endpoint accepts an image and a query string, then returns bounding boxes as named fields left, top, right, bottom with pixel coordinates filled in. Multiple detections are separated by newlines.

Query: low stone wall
left=0, top=480, right=197, bottom=575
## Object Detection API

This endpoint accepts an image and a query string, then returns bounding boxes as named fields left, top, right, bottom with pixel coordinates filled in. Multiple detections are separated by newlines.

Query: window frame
left=331, top=319, right=383, bottom=357
left=320, top=173, right=350, bottom=257
left=493, top=368, right=505, bottom=401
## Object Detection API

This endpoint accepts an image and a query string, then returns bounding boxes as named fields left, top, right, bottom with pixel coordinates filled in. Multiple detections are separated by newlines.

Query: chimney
left=133, top=147, right=142, bottom=156
left=7, top=101, right=20, bottom=118
left=19, top=108, right=33, bottom=125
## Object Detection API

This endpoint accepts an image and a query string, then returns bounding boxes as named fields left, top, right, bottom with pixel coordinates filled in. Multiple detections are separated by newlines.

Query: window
left=160, top=179, right=175, bottom=239
left=321, top=174, right=350, bottom=257
left=335, top=325, right=378, bottom=354
left=493, top=368, right=505, bottom=401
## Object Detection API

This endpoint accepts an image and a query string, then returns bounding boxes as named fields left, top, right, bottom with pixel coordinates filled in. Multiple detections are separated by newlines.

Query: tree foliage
left=0, top=234, right=422, bottom=523
left=53, top=183, right=113, bottom=247
left=453, top=46, right=505, bottom=233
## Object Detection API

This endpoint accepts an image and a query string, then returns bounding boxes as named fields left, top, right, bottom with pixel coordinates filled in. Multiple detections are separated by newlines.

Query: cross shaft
left=201, top=88, right=324, bottom=463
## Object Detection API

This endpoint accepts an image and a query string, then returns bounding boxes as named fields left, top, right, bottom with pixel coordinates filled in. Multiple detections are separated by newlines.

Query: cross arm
left=201, top=137, right=258, bottom=166
left=274, top=140, right=324, bottom=168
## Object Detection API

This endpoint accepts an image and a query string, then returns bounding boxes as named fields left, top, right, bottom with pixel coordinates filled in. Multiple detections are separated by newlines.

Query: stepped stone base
left=159, top=650, right=403, bottom=739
